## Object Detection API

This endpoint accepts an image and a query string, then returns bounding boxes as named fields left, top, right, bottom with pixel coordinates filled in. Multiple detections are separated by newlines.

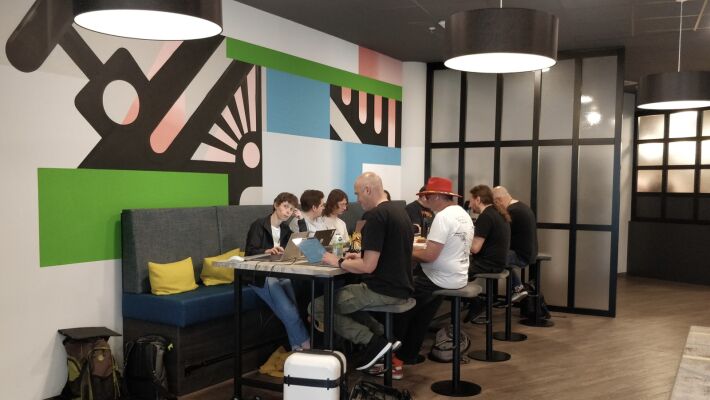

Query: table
left=215, top=258, right=349, bottom=400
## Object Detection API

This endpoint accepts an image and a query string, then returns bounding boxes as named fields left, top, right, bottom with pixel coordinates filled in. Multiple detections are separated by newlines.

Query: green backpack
left=59, top=328, right=122, bottom=400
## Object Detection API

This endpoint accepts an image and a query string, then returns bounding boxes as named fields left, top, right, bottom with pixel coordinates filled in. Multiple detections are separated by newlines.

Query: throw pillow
left=148, top=257, right=199, bottom=295
left=201, top=248, right=243, bottom=286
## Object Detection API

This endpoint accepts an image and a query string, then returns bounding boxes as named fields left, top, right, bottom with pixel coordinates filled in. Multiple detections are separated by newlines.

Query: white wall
left=0, top=1, right=426, bottom=398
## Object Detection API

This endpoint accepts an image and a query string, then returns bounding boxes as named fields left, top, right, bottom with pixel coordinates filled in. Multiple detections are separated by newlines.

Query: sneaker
left=391, top=340, right=402, bottom=352
left=464, top=299, right=485, bottom=323
left=355, top=336, right=392, bottom=371
left=472, top=313, right=488, bottom=325
left=366, top=362, right=404, bottom=380
left=511, top=286, right=528, bottom=303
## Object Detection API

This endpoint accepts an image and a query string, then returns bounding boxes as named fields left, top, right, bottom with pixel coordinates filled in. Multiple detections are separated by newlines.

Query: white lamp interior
left=444, top=52, right=557, bottom=74
left=74, top=9, right=222, bottom=40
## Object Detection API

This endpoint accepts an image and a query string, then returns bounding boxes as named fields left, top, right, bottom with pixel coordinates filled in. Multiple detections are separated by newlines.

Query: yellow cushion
left=200, top=248, right=243, bottom=286
left=148, top=257, right=199, bottom=295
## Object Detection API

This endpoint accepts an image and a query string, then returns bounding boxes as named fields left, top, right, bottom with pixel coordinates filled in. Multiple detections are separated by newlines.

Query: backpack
left=58, top=328, right=122, bottom=400
left=349, top=380, right=412, bottom=400
left=519, top=283, right=551, bottom=320
left=428, top=325, right=471, bottom=363
left=123, top=335, right=176, bottom=400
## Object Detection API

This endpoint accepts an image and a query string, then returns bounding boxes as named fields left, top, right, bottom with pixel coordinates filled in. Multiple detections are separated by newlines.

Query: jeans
left=506, top=250, right=528, bottom=288
left=310, top=282, right=403, bottom=345
left=250, top=277, right=309, bottom=349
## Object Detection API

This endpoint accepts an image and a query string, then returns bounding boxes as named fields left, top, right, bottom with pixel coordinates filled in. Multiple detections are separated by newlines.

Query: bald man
left=312, top=172, right=414, bottom=371
left=493, top=186, right=538, bottom=301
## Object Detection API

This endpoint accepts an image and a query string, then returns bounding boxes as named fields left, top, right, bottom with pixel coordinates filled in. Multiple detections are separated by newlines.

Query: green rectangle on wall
left=226, top=37, right=402, bottom=101
left=38, top=168, right=228, bottom=267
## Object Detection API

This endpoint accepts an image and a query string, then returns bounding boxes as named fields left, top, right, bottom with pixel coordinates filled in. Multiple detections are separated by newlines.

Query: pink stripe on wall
left=342, top=87, right=352, bottom=105
left=145, top=41, right=186, bottom=154
left=359, top=91, right=367, bottom=124
left=358, top=47, right=403, bottom=86
left=388, top=98, right=396, bottom=147
left=374, top=95, right=382, bottom=134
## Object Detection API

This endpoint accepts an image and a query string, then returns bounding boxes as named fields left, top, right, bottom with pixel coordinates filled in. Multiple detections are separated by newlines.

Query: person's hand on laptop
left=265, top=246, right=284, bottom=255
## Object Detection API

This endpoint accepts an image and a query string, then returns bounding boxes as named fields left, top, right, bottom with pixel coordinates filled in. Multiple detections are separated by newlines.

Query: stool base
left=520, top=318, right=554, bottom=327
left=431, top=380, right=481, bottom=397
left=493, top=331, right=527, bottom=342
left=469, top=350, right=511, bottom=362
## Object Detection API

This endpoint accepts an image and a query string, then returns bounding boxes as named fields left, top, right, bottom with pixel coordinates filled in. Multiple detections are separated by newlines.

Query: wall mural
left=330, top=86, right=402, bottom=148
left=6, top=0, right=262, bottom=204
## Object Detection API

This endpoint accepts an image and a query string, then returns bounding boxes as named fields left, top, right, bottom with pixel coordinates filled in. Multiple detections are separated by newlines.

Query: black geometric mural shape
left=329, top=85, right=402, bottom=148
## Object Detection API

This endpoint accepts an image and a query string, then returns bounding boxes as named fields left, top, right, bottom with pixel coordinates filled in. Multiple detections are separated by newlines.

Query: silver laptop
left=244, top=231, right=309, bottom=261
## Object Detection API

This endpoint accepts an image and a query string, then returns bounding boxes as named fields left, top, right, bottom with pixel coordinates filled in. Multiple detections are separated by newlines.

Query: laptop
left=244, top=231, right=309, bottom=262
left=311, top=229, right=336, bottom=246
left=297, top=237, right=330, bottom=265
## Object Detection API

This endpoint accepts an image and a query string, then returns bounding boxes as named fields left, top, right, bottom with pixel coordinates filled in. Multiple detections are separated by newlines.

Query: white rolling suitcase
left=283, top=349, right=347, bottom=400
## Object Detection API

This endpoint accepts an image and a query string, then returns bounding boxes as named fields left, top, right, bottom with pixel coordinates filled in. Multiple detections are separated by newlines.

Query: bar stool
left=469, top=270, right=511, bottom=362
left=430, top=282, right=483, bottom=397
left=493, top=265, right=528, bottom=342
left=363, top=298, right=416, bottom=386
left=520, top=253, right=554, bottom=328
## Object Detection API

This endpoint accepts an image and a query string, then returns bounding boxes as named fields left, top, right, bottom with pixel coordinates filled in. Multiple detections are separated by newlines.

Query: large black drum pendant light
left=444, top=3, right=558, bottom=74
left=638, top=0, right=710, bottom=110
left=73, top=0, right=222, bottom=40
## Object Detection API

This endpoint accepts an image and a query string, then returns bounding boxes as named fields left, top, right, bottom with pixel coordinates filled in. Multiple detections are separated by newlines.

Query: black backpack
left=123, top=335, right=176, bottom=400
left=520, top=283, right=551, bottom=320
left=58, top=327, right=122, bottom=400
left=349, top=380, right=412, bottom=400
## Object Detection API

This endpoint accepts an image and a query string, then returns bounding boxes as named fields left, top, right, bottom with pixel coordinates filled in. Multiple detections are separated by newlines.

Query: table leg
left=323, top=278, right=335, bottom=349
left=310, top=280, right=315, bottom=349
left=233, top=276, right=243, bottom=400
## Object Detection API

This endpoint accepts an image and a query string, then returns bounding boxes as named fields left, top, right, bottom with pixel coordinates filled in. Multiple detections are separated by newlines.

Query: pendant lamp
left=444, top=4, right=558, bottom=74
left=73, top=0, right=222, bottom=41
left=637, top=0, right=710, bottom=110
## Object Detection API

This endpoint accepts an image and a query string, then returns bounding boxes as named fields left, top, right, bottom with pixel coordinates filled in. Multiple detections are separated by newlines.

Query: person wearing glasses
left=322, top=189, right=350, bottom=244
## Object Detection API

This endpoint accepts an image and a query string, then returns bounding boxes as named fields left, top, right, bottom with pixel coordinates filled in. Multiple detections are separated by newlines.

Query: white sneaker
left=511, top=286, right=528, bottom=303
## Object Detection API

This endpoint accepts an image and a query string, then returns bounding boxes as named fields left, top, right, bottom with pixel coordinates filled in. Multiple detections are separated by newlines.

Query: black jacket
left=245, top=214, right=293, bottom=256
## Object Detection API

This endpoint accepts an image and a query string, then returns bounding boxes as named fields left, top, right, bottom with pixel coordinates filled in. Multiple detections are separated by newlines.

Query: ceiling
left=234, top=0, right=710, bottom=85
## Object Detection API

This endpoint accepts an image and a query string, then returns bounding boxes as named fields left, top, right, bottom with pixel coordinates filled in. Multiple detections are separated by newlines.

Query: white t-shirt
left=288, top=215, right=327, bottom=234
left=421, top=205, right=474, bottom=289
left=270, top=225, right=281, bottom=247
left=323, top=215, right=350, bottom=244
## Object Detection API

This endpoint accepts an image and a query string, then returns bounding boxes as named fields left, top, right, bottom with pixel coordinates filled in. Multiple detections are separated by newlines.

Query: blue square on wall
left=266, top=69, right=330, bottom=139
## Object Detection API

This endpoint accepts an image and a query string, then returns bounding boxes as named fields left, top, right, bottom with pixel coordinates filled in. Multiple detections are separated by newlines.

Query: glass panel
left=579, top=56, right=617, bottom=139
left=432, top=70, right=461, bottom=143
left=669, top=111, right=697, bottom=138
left=668, top=141, right=696, bottom=165
left=703, top=110, right=710, bottom=136
left=537, top=146, right=571, bottom=223
left=666, top=197, right=694, bottom=220
left=578, top=145, right=613, bottom=225
left=464, top=148, right=494, bottom=193
left=637, top=143, right=664, bottom=166
left=638, top=114, right=664, bottom=140
left=667, top=169, right=694, bottom=193
left=501, top=72, right=534, bottom=140
left=465, top=73, right=496, bottom=141
left=575, top=231, right=610, bottom=310
left=637, top=170, right=662, bottom=192
left=702, top=140, right=710, bottom=164
left=635, top=196, right=662, bottom=218
left=500, top=147, right=532, bottom=205
left=540, top=59, right=575, bottom=140
left=700, top=170, right=710, bottom=193
left=431, top=149, right=459, bottom=193
left=537, top=229, right=569, bottom=307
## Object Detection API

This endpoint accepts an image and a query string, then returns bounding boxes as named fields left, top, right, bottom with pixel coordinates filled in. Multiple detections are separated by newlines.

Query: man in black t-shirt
left=313, top=172, right=414, bottom=371
left=405, top=186, right=434, bottom=236
left=466, top=185, right=511, bottom=322
left=493, top=186, right=538, bottom=301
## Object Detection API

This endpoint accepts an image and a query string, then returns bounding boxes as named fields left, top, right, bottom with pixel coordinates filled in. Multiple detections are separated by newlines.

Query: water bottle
left=333, top=233, right=344, bottom=257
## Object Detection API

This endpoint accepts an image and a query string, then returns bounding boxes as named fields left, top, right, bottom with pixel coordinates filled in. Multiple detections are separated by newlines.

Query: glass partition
left=431, top=70, right=460, bottom=143
left=540, top=59, right=575, bottom=140
left=465, top=73, right=496, bottom=142
left=501, top=72, right=534, bottom=141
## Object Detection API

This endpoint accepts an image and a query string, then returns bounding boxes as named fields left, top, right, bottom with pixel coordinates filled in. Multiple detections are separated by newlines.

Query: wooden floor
left=183, top=276, right=710, bottom=399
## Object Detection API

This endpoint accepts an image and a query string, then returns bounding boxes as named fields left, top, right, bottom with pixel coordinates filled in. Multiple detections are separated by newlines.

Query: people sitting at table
left=322, top=189, right=350, bottom=244
left=393, top=177, right=475, bottom=374
left=466, top=184, right=511, bottom=322
left=244, top=192, right=310, bottom=351
left=406, top=185, right=434, bottom=236
left=311, top=172, right=414, bottom=371
left=289, top=189, right=327, bottom=234
left=493, top=186, right=538, bottom=302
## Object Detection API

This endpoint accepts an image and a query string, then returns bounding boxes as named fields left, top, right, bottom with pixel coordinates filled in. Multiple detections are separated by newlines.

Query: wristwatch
left=337, top=257, right=345, bottom=269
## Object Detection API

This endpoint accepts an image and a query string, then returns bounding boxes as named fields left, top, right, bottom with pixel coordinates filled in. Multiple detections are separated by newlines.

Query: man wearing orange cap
left=393, top=177, right=475, bottom=369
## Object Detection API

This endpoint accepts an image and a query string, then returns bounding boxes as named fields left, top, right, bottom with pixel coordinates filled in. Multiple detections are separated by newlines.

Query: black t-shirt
left=508, top=201, right=538, bottom=265
left=361, top=201, right=415, bottom=299
left=473, top=205, right=510, bottom=269
left=405, top=201, right=433, bottom=236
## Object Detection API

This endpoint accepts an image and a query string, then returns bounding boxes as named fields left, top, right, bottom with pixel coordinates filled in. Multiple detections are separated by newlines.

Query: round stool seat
left=433, top=282, right=482, bottom=298
left=537, top=253, right=552, bottom=261
left=473, top=270, right=509, bottom=280
left=363, top=298, right=416, bottom=313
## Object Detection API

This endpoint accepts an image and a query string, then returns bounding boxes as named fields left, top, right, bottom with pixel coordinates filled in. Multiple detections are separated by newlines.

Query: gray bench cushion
left=216, top=205, right=273, bottom=252
left=122, top=207, right=221, bottom=294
